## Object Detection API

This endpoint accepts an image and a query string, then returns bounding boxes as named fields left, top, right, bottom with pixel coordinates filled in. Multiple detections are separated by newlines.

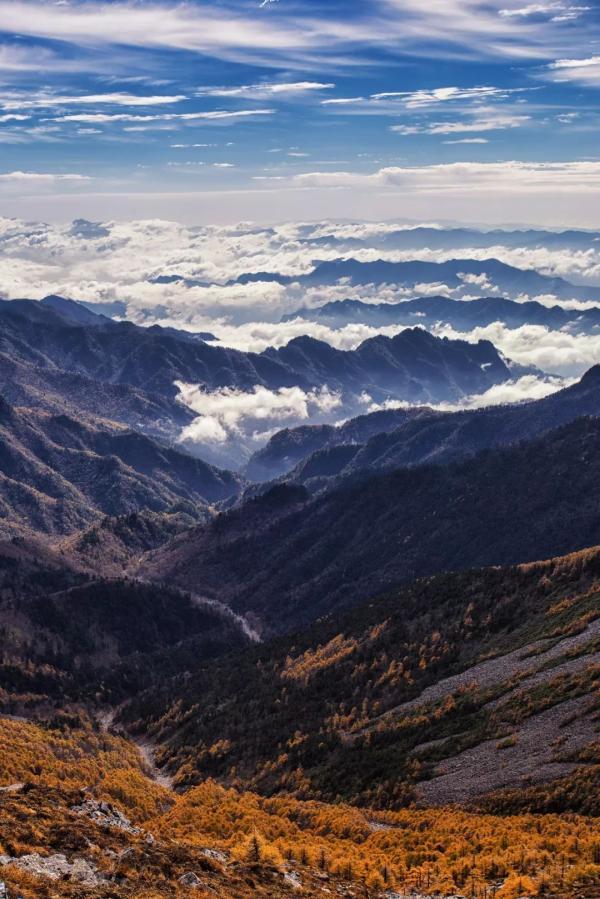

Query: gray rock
left=71, top=798, right=141, bottom=834
left=201, top=847, right=227, bottom=864
left=0, top=852, right=102, bottom=885
left=179, top=871, right=203, bottom=887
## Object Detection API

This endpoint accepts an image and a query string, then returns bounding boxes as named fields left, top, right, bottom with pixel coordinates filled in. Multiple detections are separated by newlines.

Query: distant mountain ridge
left=245, top=407, right=428, bottom=481
left=260, top=329, right=517, bottom=402
left=282, top=295, right=600, bottom=333
left=229, top=257, right=600, bottom=302
left=302, top=225, right=600, bottom=253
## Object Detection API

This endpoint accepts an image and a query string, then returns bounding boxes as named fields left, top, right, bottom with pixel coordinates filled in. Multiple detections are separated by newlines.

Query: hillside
left=0, top=349, right=197, bottom=443
left=244, top=407, right=430, bottom=481
left=139, top=416, right=600, bottom=633
left=2, top=719, right=597, bottom=899
left=122, top=545, right=600, bottom=811
left=247, top=365, right=600, bottom=484
left=0, top=397, right=242, bottom=537
left=0, top=540, right=250, bottom=717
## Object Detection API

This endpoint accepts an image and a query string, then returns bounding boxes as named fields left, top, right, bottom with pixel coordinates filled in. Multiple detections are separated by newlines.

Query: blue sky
left=0, top=0, right=599, bottom=224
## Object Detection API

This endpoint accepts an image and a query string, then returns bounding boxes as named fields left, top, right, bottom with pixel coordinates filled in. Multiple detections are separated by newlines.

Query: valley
left=1, top=233, right=599, bottom=898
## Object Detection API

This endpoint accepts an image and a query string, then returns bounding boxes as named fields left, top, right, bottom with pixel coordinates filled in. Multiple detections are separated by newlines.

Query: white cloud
left=50, top=109, right=275, bottom=124
left=433, top=321, right=600, bottom=377
left=175, top=382, right=344, bottom=465
left=0, top=170, right=89, bottom=182
left=546, top=55, right=600, bottom=86
left=370, top=373, right=571, bottom=413
left=198, top=81, right=334, bottom=98
left=391, top=113, right=530, bottom=135
left=372, top=86, right=518, bottom=107
left=0, top=92, right=186, bottom=110
left=292, top=161, right=600, bottom=195
left=321, top=97, right=365, bottom=106
left=443, top=138, right=490, bottom=144
left=499, top=4, right=589, bottom=21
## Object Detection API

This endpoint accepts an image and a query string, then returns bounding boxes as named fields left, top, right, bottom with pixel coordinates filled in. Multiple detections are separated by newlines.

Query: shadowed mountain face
left=0, top=541, right=249, bottom=707
left=233, top=257, right=600, bottom=302
left=0, top=298, right=297, bottom=398
left=0, top=397, right=243, bottom=537
left=282, top=295, right=600, bottom=334
left=260, top=329, right=515, bottom=402
left=245, top=366, right=600, bottom=483
left=140, top=415, right=600, bottom=635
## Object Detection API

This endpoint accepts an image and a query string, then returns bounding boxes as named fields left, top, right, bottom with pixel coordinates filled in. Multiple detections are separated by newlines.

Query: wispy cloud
left=198, top=81, right=334, bottom=99
left=443, top=137, right=490, bottom=144
left=0, top=0, right=594, bottom=69
left=545, top=55, right=600, bottom=86
left=499, top=3, right=590, bottom=22
left=0, top=170, right=89, bottom=182
left=371, top=86, right=520, bottom=108
left=50, top=109, right=275, bottom=124
left=292, top=160, right=600, bottom=194
left=391, top=113, right=530, bottom=135
left=0, top=92, right=187, bottom=111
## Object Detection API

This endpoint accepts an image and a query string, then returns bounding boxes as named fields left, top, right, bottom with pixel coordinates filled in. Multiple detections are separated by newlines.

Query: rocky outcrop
left=70, top=798, right=141, bottom=834
left=0, top=853, right=102, bottom=886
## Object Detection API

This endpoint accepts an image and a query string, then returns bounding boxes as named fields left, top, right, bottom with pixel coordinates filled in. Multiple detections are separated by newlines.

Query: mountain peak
left=579, top=364, right=600, bottom=386
left=41, top=295, right=109, bottom=326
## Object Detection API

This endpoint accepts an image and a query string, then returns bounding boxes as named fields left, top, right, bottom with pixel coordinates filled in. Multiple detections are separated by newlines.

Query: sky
left=0, top=0, right=599, bottom=224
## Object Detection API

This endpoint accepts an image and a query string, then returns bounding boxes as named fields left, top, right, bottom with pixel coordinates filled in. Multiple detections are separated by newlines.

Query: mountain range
left=1, top=288, right=599, bottom=899
left=282, top=294, right=600, bottom=333
left=302, top=225, right=600, bottom=253
left=231, top=257, right=600, bottom=302
left=0, top=296, right=530, bottom=451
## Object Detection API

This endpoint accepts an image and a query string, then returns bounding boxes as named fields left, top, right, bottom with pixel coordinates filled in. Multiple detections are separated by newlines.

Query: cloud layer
left=176, top=382, right=344, bottom=467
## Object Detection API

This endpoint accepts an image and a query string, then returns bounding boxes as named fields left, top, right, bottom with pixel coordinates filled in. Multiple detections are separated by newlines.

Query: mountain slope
left=245, top=407, right=428, bottom=481
left=123, top=544, right=600, bottom=809
left=0, top=350, right=197, bottom=442
left=0, top=539, right=250, bottom=719
left=261, top=328, right=514, bottom=402
left=247, top=366, right=600, bottom=484
left=139, top=415, right=600, bottom=633
left=0, top=397, right=243, bottom=537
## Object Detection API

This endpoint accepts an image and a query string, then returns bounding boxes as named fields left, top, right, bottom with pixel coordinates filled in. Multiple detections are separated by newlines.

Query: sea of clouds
left=2, top=215, right=599, bottom=464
